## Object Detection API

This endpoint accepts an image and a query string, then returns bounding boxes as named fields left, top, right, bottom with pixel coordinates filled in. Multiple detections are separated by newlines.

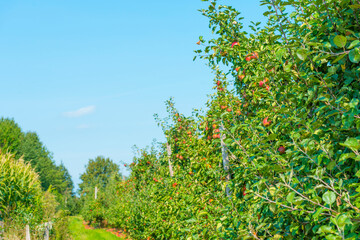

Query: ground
left=68, top=216, right=129, bottom=240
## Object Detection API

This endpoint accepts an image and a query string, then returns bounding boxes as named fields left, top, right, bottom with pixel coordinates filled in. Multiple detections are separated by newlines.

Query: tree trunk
left=220, top=123, right=231, bottom=197
left=166, top=143, right=174, bottom=177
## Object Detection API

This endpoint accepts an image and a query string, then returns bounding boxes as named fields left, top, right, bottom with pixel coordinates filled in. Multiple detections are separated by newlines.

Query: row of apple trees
left=81, top=0, right=360, bottom=239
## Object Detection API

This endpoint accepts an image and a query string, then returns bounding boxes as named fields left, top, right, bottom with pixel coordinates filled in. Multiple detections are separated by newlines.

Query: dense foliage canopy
left=79, top=0, right=360, bottom=239
left=0, top=118, right=74, bottom=196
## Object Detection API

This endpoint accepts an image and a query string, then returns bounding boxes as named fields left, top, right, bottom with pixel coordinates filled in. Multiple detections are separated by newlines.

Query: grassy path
left=68, top=216, right=127, bottom=240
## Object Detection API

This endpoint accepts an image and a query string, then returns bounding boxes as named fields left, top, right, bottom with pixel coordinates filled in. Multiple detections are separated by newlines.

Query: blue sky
left=0, top=0, right=267, bottom=189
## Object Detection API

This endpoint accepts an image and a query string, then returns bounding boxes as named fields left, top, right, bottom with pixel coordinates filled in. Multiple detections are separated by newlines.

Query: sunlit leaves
left=322, top=191, right=336, bottom=206
left=333, top=35, right=347, bottom=48
left=349, top=47, right=360, bottom=63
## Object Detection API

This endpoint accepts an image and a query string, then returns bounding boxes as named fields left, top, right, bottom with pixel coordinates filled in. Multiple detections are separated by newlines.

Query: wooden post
left=95, top=186, right=98, bottom=200
left=0, top=220, right=4, bottom=240
left=44, top=222, right=49, bottom=240
left=26, top=224, right=30, bottom=240
left=220, top=123, right=231, bottom=197
left=166, top=143, right=174, bottom=177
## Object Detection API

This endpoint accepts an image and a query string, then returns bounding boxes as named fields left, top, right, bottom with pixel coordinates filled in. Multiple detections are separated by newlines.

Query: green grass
left=68, top=216, right=125, bottom=240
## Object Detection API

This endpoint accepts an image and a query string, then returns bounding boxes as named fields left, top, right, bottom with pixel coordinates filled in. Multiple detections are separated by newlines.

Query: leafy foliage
left=0, top=118, right=74, bottom=205
left=79, top=0, right=360, bottom=239
left=79, top=156, right=122, bottom=226
left=0, top=151, right=43, bottom=221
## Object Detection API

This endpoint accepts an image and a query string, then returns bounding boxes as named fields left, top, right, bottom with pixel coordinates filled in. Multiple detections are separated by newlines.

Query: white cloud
left=63, top=105, right=96, bottom=118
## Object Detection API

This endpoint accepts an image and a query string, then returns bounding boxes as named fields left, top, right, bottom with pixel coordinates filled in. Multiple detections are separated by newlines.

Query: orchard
left=79, top=0, right=360, bottom=239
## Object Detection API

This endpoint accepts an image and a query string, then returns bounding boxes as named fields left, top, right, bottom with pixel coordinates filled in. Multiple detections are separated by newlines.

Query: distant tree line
left=0, top=117, right=77, bottom=213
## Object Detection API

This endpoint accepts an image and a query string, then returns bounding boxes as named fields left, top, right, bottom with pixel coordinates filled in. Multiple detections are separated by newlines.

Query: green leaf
left=322, top=191, right=336, bottom=205
left=293, top=197, right=303, bottom=206
left=335, top=214, right=351, bottom=229
left=349, top=98, right=359, bottom=108
left=349, top=47, right=360, bottom=63
left=333, top=35, right=347, bottom=48
left=332, top=53, right=346, bottom=64
left=275, top=48, right=286, bottom=60
left=327, top=161, right=336, bottom=171
left=342, top=109, right=356, bottom=128
left=286, top=192, right=295, bottom=203
left=313, top=207, right=324, bottom=219
left=325, top=234, right=342, bottom=240
left=284, top=63, right=292, bottom=72
left=185, top=218, right=197, bottom=223
left=348, top=40, right=360, bottom=49
left=316, top=225, right=335, bottom=234
left=339, top=153, right=356, bottom=162
left=267, top=133, right=278, bottom=141
left=296, top=49, right=308, bottom=60
left=269, top=187, right=276, bottom=196
left=340, top=138, right=360, bottom=152
left=198, top=211, right=208, bottom=218
left=349, top=4, right=360, bottom=9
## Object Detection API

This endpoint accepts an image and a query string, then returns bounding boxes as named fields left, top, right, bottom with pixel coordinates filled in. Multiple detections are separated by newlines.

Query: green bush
left=53, top=210, right=71, bottom=240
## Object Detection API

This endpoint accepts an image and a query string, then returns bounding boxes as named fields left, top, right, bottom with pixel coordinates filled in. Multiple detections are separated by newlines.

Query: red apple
left=259, top=81, right=265, bottom=87
left=278, top=146, right=286, bottom=154
left=227, top=108, right=232, bottom=112
left=251, top=52, right=259, bottom=59
left=178, top=118, right=181, bottom=122
left=235, top=67, right=240, bottom=72
left=238, top=74, right=245, bottom=81
left=263, top=117, right=271, bottom=127
left=217, top=80, right=221, bottom=86
left=245, top=56, right=252, bottom=61
left=231, top=41, right=239, bottom=48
